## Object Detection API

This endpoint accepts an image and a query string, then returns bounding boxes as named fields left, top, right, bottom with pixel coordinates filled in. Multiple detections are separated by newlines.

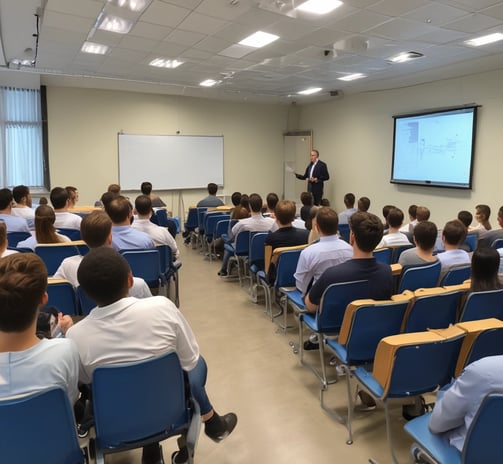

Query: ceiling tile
left=165, top=29, right=206, bottom=47
left=369, top=0, right=430, bottom=17
left=213, top=22, right=258, bottom=43
left=329, top=10, right=392, bottom=33
left=366, top=18, right=440, bottom=40
left=176, top=11, right=229, bottom=35
left=130, top=21, right=172, bottom=41
left=118, top=35, right=158, bottom=52
left=481, top=3, right=503, bottom=20
left=439, top=0, right=503, bottom=12
left=300, top=27, right=351, bottom=47
left=193, top=35, right=230, bottom=53
left=43, top=10, right=95, bottom=34
left=443, top=12, right=502, bottom=32
left=152, top=41, right=188, bottom=56
left=45, top=0, right=103, bottom=19
left=403, top=3, right=470, bottom=26
left=139, top=1, right=191, bottom=28
left=196, top=0, right=253, bottom=21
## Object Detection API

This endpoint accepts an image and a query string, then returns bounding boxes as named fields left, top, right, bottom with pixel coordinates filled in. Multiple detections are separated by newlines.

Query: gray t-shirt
left=398, top=248, right=438, bottom=267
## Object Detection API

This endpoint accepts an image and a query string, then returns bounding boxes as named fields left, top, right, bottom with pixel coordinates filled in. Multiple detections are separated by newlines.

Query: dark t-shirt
left=308, top=258, right=393, bottom=305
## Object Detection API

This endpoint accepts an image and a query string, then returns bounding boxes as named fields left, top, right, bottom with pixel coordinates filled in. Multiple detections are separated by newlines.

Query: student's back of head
left=108, top=184, right=121, bottom=194
left=300, top=192, right=313, bottom=207
left=357, top=196, right=370, bottom=212
left=443, top=219, right=467, bottom=246
left=231, top=192, right=242, bottom=207
left=408, top=204, right=418, bottom=220
left=315, top=207, right=338, bottom=236
left=275, top=200, right=296, bottom=226
left=50, top=187, right=69, bottom=210
left=387, top=208, right=404, bottom=229
left=140, top=182, right=152, bottom=195
left=266, top=193, right=279, bottom=212
left=471, top=247, right=501, bottom=292
left=0, top=188, right=13, bottom=210
left=457, top=210, right=473, bottom=228
left=413, top=221, right=438, bottom=251
left=248, top=193, right=263, bottom=213
left=81, top=211, right=112, bottom=248
left=135, top=194, right=152, bottom=216
left=35, top=205, right=60, bottom=244
left=344, top=193, right=355, bottom=208
left=240, top=194, right=249, bottom=211
left=207, top=183, right=218, bottom=195
left=416, top=206, right=431, bottom=222
left=0, top=253, right=47, bottom=332
left=349, top=211, right=383, bottom=252
left=13, top=185, right=30, bottom=204
left=105, top=196, right=131, bottom=224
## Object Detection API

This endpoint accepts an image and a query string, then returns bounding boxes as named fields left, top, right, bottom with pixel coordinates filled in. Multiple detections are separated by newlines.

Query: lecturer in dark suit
left=295, top=149, right=330, bottom=206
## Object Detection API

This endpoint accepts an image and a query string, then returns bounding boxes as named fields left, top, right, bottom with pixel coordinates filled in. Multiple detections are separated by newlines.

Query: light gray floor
left=105, top=239, right=418, bottom=464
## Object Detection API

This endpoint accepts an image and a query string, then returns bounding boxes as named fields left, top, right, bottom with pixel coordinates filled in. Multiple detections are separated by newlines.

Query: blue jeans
left=187, top=356, right=212, bottom=415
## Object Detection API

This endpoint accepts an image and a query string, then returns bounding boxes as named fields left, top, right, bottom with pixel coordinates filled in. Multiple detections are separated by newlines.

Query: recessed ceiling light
left=107, top=0, right=152, bottom=13
left=238, top=31, right=279, bottom=48
left=98, top=14, right=134, bottom=34
left=337, top=73, right=366, bottom=81
left=465, top=32, right=503, bottom=47
left=388, top=51, right=424, bottom=63
left=200, top=79, right=220, bottom=87
left=81, top=41, right=110, bottom=55
left=297, top=87, right=322, bottom=95
left=296, top=0, right=343, bottom=15
left=149, top=58, right=183, bottom=69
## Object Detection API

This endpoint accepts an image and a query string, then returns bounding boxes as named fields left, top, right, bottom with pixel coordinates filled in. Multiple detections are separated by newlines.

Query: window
left=0, top=86, right=48, bottom=189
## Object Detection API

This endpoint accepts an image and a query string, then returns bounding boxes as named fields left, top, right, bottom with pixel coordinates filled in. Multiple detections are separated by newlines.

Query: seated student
left=458, top=210, right=473, bottom=229
left=50, top=187, right=82, bottom=230
left=437, top=220, right=471, bottom=281
left=471, top=246, right=502, bottom=292
left=306, top=206, right=319, bottom=244
left=141, top=181, right=166, bottom=208
left=105, top=196, right=154, bottom=251
left=0, top=188, right=30, bottom=233
left=399, top=204, right=418, bottom=233
left=300, top=192, right=314, bottom=222
left=54, top=210, right=151, bottom=298
left=197, top=183, right=224, bottom=208
left=65, top=186, right=79, bottom=209
left=381, top=204, right=396, bottom=232
left=357, top=196, right=370, bottom=213
left=0, top=253, right=79, bottom=403
left=132, top=195, right=180, bottom=262
left=338, top=193, right=357, bottom=225
left=264, top=192, right=279, bottom=218
left=415, top=205, right=431, bottom=222
left=478, top=206, right=503, bottom=248
left=429, top=355, right=503, bottom=452
left=66, top=247, right=237, bottom=464
left=320, top=198, right=330, bottom=207
left=376, top=207, right=410, bottom=248
left=17, top=205, right=71, bottom=251
left=472, top=204, right=492, bottom=232
left=11, top=185, right=35, bottom=229
left=398, top=221, right=438, bottom=267
left=0, top=222, right=18, bottom=258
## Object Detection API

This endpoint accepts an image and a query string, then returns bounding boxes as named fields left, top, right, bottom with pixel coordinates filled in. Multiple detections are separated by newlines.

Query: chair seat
left=326, top=338, right=348, bottom=364
left=405, top=413, right=461, bottom=464
left=354, top=366, right=385, bottom=398
left=283, top=288, right=305, bottom=310
left=300, top=312, right=317, bottom=332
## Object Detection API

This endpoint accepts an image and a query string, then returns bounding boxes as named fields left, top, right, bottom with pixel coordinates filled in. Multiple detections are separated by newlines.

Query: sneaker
left=303, top=340, right=319, bottom=351
left=171, top=446, right=188, bottom=464
left=77, top=424, right=89, bottom=439
left=205, top=412, right=238, bottom=443
left=356, top=391, right=376, bottom=411
left=217, top=270, right=228, bottom=277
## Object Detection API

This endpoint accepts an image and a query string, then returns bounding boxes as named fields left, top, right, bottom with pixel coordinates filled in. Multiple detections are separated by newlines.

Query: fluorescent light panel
left=239, top=31, right=279, bottom=48
left=296, top=0, right=344, bottom=15
left=388, top=51, right=424, bottom=63
left=465, top=32, right=503, bottom=47
left=81, top=41, right=110, bottom=55
left=107, top=0, right=151, bottom=13
left=98, top=14, right=134, bottom=34
left=298, top=87, right=322, bottom=95
left=149, top=58, right=183, bottom=69
left=200, top=79, right=220, bottom=87
left=338, top=73, right=366, bottom=81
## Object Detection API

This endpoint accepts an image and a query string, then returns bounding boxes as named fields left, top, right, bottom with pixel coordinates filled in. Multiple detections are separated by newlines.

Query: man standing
left=295, top=149, right=329, bottom=206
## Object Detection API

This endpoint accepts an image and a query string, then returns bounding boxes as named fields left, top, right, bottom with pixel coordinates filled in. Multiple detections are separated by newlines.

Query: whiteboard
left=118, top=134, right=224, bottom=190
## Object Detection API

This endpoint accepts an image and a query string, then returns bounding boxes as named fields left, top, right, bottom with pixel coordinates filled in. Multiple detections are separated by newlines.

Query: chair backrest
left=462, top=327, right=503, bottom=372
left=214, top=219, right=230, bottom=240
left=249, top=232, right=268, bottom=271
left=46, top=279, right=79, bottom=316
left=234, top=230, right=251, bottom=255
left=491, top=238, right=503, bottom=250
left=403, top=288, right=463, bottom=332
left=0, top=387, right=84, bottom=464
left=338, top=223, right=350, bottom=242
left=155, top=209, right=178, bottom=236
left=205, top=213, right=229, bottom=239
left=35, top=244, right=81, bottom=275
left=92, top=351, right=190, bottom=449
left=6, top=231, right=31, bottom=247
left=339, top=295, right=412, bottom=364
left=120, top=249, right=161, bottom=287
left=440, top=265, right=471, bottom=286
left=77, top=285, right=96, bottom=316
left=185, top=208, right=199, bottom=229
left=197, top=207, right=208, bottom=230
left=464, top=232, right=478, bottom=252
left=398, top=260, right=441, bottom=293
left=373, top=247, right=392, bottom=265
left=274, top=248, right=303, bottom=288
left=459, top=288, right=503, bottom=322
left=462, top=391, right=503, bottom=463
left=390, top=244, right=413, bottom=264
left=317, top=280, right=369, bottom=333
left=57, top=228, right=81, bottom=241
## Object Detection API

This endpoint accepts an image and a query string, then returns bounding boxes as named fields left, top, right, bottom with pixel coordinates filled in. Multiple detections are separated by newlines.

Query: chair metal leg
left=384, top=401, right=400, bottom=464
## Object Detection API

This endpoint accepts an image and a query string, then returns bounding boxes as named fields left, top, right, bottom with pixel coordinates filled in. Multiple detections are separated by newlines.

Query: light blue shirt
left=0, top=214, right=30, bottom=233
left=338, top=207, right=357, bottom=225
left=111, top=226, right=155, bottom=251
left=429, top=355, right=503, bottom=452
left=436, top=248, right=471, bottom=280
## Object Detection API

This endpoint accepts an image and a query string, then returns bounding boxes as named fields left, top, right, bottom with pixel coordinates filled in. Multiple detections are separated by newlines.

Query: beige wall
left=46, top=86, right=288, bottom=217
left=300, top=68, right=503, bottom=228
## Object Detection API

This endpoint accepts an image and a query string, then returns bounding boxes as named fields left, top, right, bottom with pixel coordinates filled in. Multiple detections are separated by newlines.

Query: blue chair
left=46, top=279, right=79, bottom=316
left=35, top=244, right=81, bottom=275
left=398, top=260, right=441, bottom=293
left=154, top=209, right=178, bottom=238
left=298, top=280, right=369, bottom=390
left=338, top=223, right=350, bottom=242
left=57, top=228, right=81, bottom=241
left=491, top=238, right=503, bottom=250
left=440, top=265, right=471, bottom=286
left=90, top=351, right=201, bottom=464
left=403, top=288, right=463, bottom=333
left=157, top=244, right=182, bottom=307
left=464, top=232, right=478, bottom=252
left=77, top=285, right=96, bottom=316
left=224, top=230, right=251, bottom=285
left=0, top=387, right=86, bottom=464
left=390, top=244, right=413, bottom=263
left=354, top=331, right=464, bottom=464
left=184, top=208, right=199, bottom=247
left=459, top=288, right=503, bottom=322
left=324, top=293, right=413, bottom=444
left=248, top=232, right=268, bottom=299
left=373, top=247, right=392, bottom=265
left=196, top=207, right=208, bottom=249
left=120, top=249, right=162, bottom=289
left=204, top=213, right=229, bottom=260
left=6, top=231, right=31, bottom=247
left=405, top=392, right=503, bottom=464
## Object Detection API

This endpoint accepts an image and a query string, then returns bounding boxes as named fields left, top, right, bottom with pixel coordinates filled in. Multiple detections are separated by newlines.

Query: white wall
left=45, top=87, right=289, bottom=217
left=300, top=68, right=503, bottom=228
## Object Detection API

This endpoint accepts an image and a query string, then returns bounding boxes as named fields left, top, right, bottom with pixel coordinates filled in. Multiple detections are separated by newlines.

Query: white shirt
left=230, top=214, right=275, bottom=241
left=17, top=233, right=71, bottom=251
left=377, top=231, right=411, bottom=249
left=54, top=212, right=82, bottom=230
left=0, top=338, right=80, bottom=404
left=53, top=255, right=152, bottom=298
left=66, top=296, right=200, bottom=384
left=131, top=218, right=180, bottom=260
left=11, top=207, right=35, bottom=230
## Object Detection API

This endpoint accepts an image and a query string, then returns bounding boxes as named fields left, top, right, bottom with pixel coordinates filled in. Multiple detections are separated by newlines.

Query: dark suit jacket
left=295, top=160, right=330, bottom=199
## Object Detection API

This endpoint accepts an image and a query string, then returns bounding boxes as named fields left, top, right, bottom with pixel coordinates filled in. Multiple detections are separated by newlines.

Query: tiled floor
left=106, top=239, right=417, bottom=464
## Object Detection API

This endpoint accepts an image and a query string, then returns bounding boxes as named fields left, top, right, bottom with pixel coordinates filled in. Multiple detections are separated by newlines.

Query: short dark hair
left=248, top=193, right=263, bottom=213
left=315, top=207, right=338, bottom=235
left=357, top=196, right=370, bottom=212
left=387, top=208, right=404, bottom=229
left=442, top=220, right=467, bottom=246
left=0, top=188, right=13, bottom=210
left=300, top=192, right=313, bottom=207
left=13, top=185, right=30, bottom=204
left=457, top=210, right=473, bottom=228
left=141, top=182, right=152, bottom=195
left=275, top=200, right=296, bottom=226
left=266, top=193, right=279, bottom=211
left=240, top=194, right=249, bottom=210
left=50, top=187, right=69, bottom=209
left=207, top=183, right=218, bottom=195
left=231, top=192, right=242, bottom=206
left=100, top=191, right=118, bottom=209
left=77, top=247, right=130, bottom=306
left=320, top=198, right=330, bottom=207
left=416, top=206, right=430, bottom=221
left=413, top=221, right=437, bottom=251
left=0, top=254, right=47, bottom=332
left=81, top=211, right=112, bottom=248
left=471, top=247, right=501, bottom=292
left=0, top=222, right=6, bottom=248
left=135, top=194, right=152, bottom=216
left=408, top=204, right=418, bottom=219
left=105, top=196, right=131, bottom=224
left=344, top=193, right=355, bottom=208
left=349, top=211, right=383, bottom=252
left=108, top=184, right=121, bottom=194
